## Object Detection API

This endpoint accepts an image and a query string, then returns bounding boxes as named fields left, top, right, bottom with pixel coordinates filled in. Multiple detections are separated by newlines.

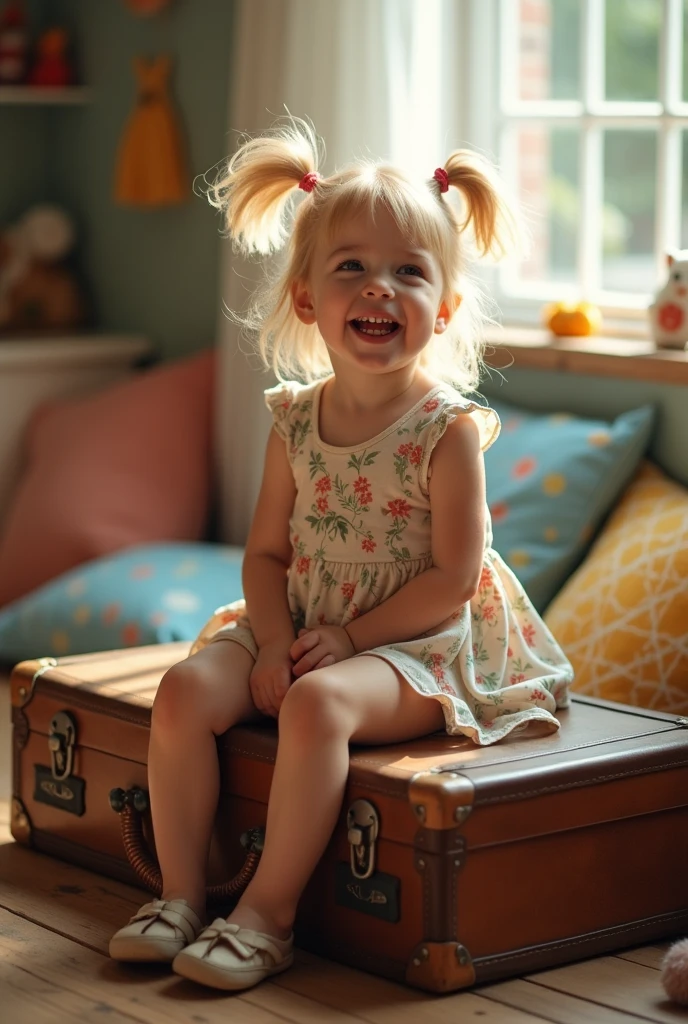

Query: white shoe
left=109, top=898, right=204, bottom=962
left=172, top=919, right=294, bottom=990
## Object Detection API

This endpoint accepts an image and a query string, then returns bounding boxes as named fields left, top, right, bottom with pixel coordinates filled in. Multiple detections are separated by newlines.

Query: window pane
left=517, top=0, right=580, bottom=101
left=684, top=0, right=688, bottom=101
left=605, top=0, right=660, bottom=102
left=682, top=132, right=688, bottom=249
left=512, top=125, right=580, bottom=284
left=602, top=130, right=656, bottom=292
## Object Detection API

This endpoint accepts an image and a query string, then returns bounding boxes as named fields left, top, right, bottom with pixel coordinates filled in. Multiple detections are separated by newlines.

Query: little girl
left=109, top=117, right=573, bottom=991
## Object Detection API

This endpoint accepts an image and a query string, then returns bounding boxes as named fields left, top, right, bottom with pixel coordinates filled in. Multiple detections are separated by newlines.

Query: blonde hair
left=206, top=116, right=520, bottom=391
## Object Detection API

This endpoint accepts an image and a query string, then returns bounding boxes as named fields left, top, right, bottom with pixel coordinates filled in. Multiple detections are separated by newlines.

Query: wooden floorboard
left=1, top=673, right=682, bottom=1024
left=616, top=947, right=671, bottom=972
left=272, top=947, right=551, bottom=1023
left=0, top=907, right=298, bottom=1024
left=525, top=959, right=683, bottom=1024
left=480, top=977, right=654, bottom=1024
left=2, top=937, right=145, bottom=1024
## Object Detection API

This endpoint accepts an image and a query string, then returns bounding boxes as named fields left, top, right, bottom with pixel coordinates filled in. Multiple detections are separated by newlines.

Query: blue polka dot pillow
left=0, top=543, right=244, bottom=663
left=482, top=399, right=655, bottom=612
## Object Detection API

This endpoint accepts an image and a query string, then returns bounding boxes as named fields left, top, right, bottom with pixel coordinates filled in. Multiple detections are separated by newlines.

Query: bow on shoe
left=201, top=920, right=284, bottom=964
left=129, top=900, right=198, bottom=943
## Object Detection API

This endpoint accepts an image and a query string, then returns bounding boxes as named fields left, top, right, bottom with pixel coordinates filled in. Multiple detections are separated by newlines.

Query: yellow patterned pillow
left=544, top=462, right=688, bottom=714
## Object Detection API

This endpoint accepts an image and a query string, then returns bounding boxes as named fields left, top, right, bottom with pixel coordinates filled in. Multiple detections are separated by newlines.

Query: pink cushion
left=0, top=349, right=215, bottom=607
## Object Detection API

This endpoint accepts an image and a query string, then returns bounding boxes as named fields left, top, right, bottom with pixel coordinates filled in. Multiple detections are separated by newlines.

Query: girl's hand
left=290, top=626, right=355, bottom=678
left=249, top=642, right=293, bottom=718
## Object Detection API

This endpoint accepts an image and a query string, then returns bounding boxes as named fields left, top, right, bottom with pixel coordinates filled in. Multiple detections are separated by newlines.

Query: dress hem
left=360, top=650, right=563, bottom=746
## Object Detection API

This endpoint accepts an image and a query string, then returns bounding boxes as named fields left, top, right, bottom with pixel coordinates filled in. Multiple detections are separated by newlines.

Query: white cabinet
left=0, top=334, right=152, bottom=530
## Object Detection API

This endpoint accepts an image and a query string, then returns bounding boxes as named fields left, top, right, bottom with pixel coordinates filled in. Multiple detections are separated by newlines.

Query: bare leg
left=228, top=656, right=445, bottom=938
left=148, top=640, right=261, bottom=922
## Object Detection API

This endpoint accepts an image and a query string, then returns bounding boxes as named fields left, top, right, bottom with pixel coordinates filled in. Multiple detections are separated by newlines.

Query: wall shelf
left=0, top=86, right=91, bottom=105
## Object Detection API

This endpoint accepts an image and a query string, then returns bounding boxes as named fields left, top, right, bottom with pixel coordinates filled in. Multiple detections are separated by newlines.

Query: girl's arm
left=344, top=414, right=486, bottom=653
left=242, top=427, right=296, bottom=649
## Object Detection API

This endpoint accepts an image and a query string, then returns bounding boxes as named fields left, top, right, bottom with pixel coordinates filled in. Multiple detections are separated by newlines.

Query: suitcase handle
left=109, top=786, right=264, bottom=902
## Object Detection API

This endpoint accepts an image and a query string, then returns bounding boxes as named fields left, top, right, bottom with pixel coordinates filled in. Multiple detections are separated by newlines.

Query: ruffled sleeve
left=419, top=393, right=501, bottom=496
left=264, top=381, right=299, bottom=441
left=264, top=380, right=319, bottom=460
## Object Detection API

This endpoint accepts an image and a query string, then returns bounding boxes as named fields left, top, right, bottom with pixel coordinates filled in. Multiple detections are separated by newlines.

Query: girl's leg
left=228, top=656, right=444, bottom=938
left=148, top=640, right=261, bottom=922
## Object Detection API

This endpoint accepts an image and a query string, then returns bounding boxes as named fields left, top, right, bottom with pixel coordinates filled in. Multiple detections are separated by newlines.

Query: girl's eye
left=398, top=265, right=423, bottom=277
left=337, top=259, right=363, bottom=271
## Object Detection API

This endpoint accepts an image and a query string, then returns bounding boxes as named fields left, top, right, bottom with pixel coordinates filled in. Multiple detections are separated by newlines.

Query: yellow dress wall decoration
left=114, top=54, right=189, bottom=206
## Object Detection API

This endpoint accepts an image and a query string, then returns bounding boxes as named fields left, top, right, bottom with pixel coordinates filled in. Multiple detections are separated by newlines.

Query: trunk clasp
left=347, top=798, right=380, bottom=880
left=48, top=710, right=77, bottom=781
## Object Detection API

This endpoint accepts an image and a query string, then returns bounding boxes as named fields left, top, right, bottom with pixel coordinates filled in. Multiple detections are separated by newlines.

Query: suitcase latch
left=347, top=798, right=379, bottom=880
left=48, top=711, right=77, bottom=781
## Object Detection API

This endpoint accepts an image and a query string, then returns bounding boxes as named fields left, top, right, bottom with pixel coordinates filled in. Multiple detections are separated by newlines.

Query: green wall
left=0, top=107, right=48, bottom=225
left=4, top=0, right=235, bottom=359
left=0, top=1, right=51, bottom=224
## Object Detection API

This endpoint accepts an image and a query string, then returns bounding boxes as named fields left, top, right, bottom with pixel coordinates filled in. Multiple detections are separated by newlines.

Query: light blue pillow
left=482, top=400, right=654, bottom=612
left=0, top=542, right=244, bottom=663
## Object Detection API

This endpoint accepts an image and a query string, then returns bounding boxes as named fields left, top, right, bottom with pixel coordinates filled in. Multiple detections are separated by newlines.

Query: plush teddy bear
left=0, top=205, right=87, bottom=333
left=662, top=938, right=688, bottom=1005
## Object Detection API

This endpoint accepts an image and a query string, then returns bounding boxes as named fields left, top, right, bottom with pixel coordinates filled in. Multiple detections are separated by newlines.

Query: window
left=478, top=0, right=686, bottom=317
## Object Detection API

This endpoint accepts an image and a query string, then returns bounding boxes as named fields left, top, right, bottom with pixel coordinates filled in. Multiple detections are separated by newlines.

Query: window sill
left=484, top=326, right=688, bottom=386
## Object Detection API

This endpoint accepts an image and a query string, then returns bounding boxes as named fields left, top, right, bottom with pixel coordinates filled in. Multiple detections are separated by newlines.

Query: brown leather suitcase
left=9, top=642, right=688, bottom=993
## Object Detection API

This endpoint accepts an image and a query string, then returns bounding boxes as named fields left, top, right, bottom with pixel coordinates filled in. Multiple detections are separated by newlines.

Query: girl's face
left=292, top=204, right=451, bottom=377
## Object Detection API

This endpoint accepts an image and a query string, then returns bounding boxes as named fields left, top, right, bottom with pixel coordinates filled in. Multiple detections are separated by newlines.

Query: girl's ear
left=291, top=279, right=317, bottom=325
left=434, top=295, right=460, bottom=334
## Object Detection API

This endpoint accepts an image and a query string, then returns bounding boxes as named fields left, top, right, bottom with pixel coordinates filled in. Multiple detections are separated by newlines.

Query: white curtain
left=215, top=0, right=460, bottom=544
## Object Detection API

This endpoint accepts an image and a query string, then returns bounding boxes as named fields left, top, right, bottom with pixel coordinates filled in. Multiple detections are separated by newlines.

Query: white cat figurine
left=649, top=252, right=688, bottom=351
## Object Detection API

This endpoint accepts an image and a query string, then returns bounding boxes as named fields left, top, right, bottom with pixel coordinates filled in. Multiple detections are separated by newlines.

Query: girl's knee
left=152, top=662, right=205, bottom=734
left=280, top=671, right=351, bottom=739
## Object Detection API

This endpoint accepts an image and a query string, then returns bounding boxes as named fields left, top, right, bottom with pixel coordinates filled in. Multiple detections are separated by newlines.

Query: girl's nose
left=364, top=277, right=394, bottom=298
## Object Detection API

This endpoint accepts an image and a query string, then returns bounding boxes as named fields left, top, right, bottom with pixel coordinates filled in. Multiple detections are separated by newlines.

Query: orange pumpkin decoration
left=544, top=301, right=602, bottom=337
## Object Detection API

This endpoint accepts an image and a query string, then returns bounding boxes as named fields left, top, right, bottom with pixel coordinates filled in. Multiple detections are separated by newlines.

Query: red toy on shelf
left=28, top=27, right=74, bottom=88
left=0, top=0, right=29, bottom=84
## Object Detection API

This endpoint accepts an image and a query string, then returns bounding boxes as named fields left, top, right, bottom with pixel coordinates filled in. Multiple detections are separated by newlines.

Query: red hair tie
left=298, top=171, right=319, bottom=193
left=433, top=167, right=449, bottom=193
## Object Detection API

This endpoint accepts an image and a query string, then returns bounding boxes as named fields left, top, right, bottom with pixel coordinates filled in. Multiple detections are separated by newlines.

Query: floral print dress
left=192, top=378, right=574, bottom=746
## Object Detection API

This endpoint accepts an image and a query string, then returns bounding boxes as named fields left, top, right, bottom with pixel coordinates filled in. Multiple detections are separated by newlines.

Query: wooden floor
left=1, top=673, right=684, bottom=1024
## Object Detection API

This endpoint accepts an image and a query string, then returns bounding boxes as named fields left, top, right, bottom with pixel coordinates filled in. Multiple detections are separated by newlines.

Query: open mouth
left=349, top=317, right=401, bottom=341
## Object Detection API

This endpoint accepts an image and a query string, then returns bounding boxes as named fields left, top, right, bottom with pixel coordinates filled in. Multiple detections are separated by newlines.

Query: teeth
left=358, top=316, right=394, bottom=324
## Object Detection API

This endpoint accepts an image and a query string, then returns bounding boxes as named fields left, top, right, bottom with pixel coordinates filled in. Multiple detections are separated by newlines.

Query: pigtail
left=207, top=116, right=322, bottom=255
left=440, top=150, right=520, bottom=260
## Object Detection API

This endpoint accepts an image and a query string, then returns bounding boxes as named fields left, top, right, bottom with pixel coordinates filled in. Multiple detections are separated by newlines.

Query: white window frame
left=463, top=0, right=687, bottom=325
